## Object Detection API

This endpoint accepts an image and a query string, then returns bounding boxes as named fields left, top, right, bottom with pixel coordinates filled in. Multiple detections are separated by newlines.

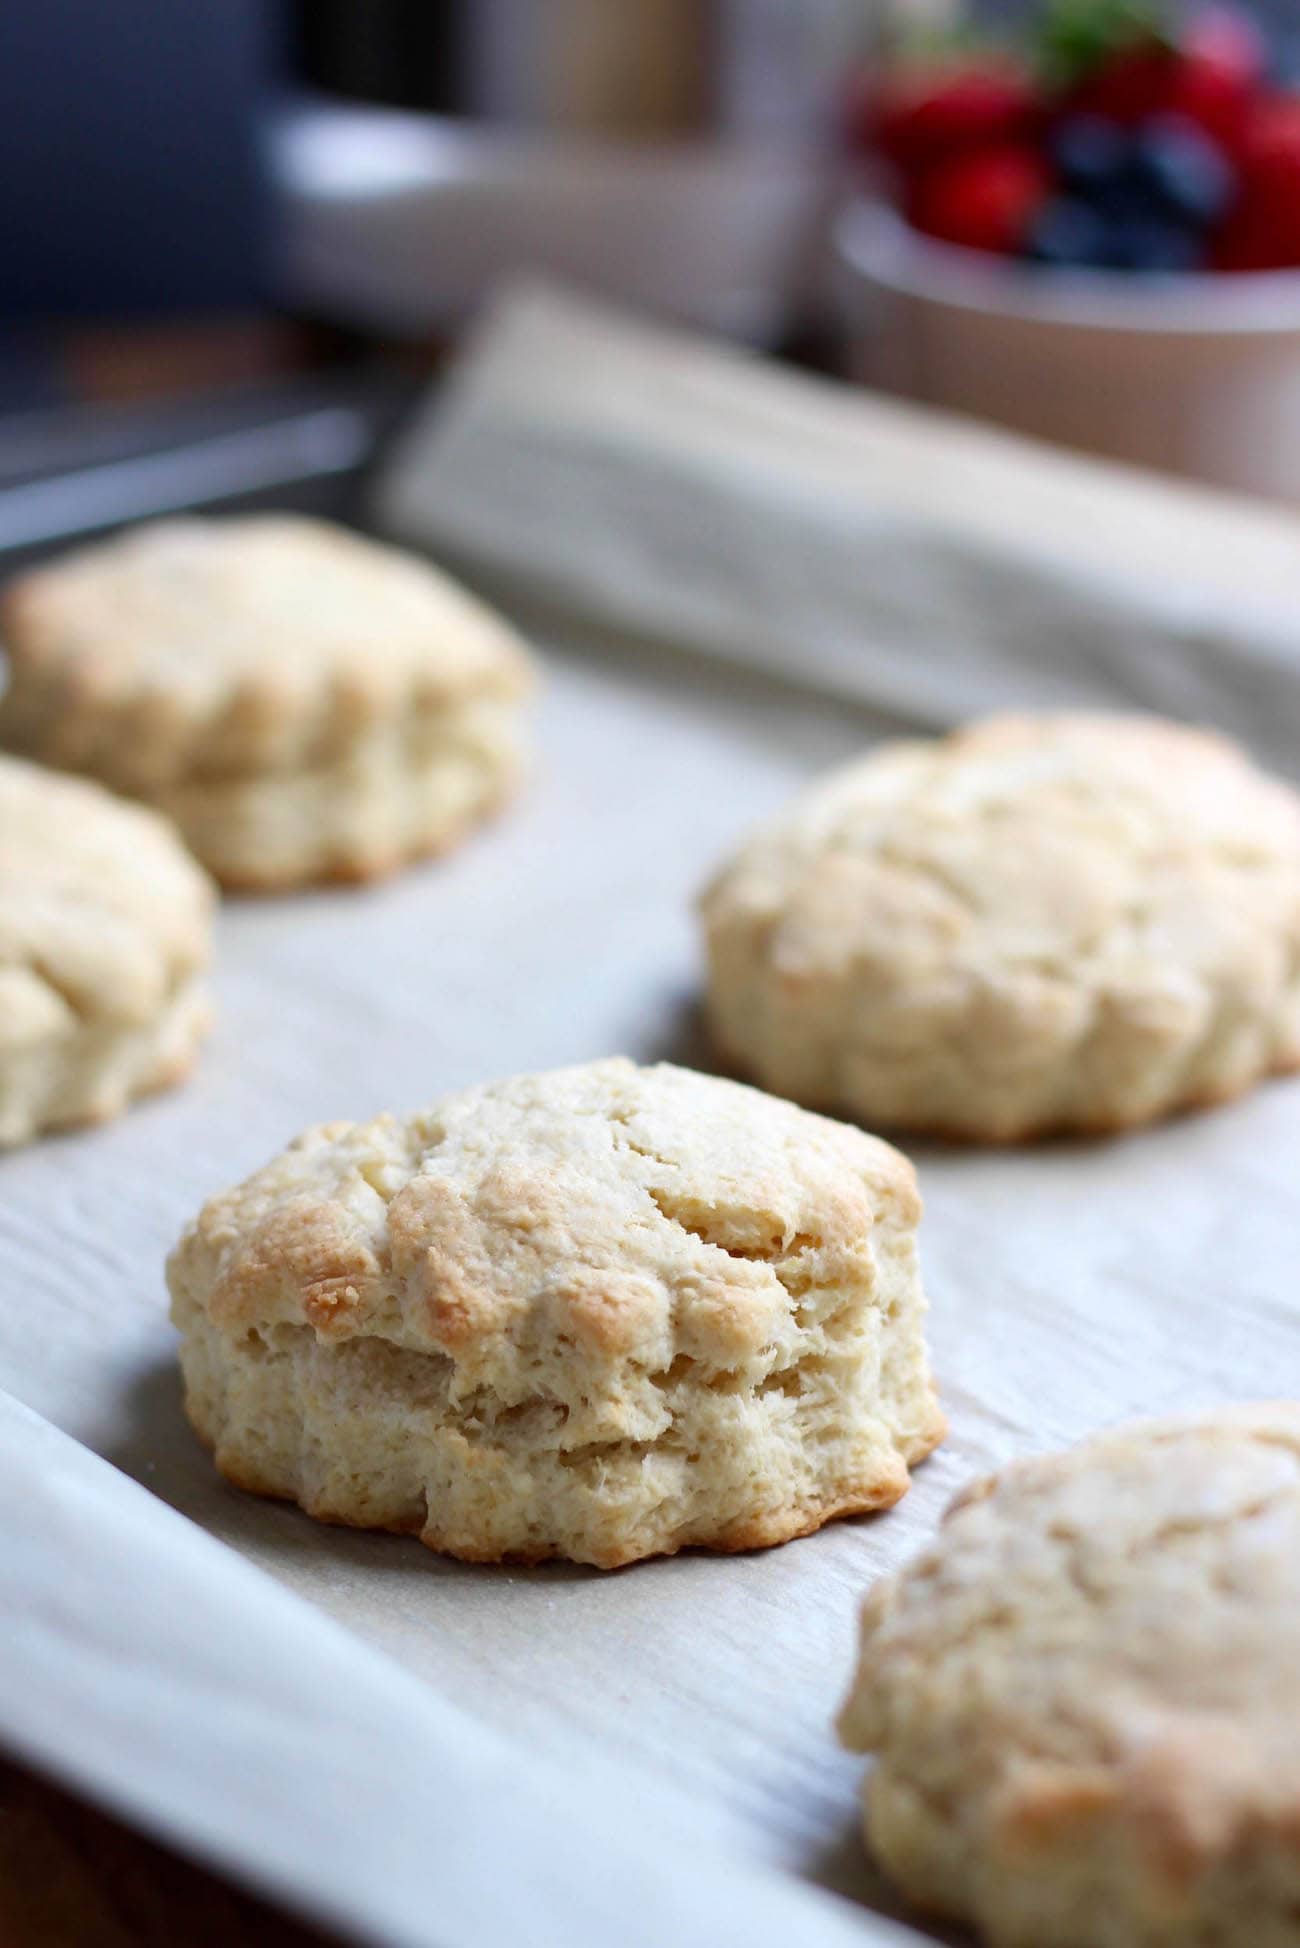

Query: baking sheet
left=3, top=289, right=1300, bottom=1948
left=4, top=636, right=1298, bottom=1944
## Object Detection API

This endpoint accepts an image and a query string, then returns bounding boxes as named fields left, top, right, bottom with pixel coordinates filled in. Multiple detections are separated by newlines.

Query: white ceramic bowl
left=835, top=197, right=1300, bottom=501
left=271, top=100, right=830, bottom=346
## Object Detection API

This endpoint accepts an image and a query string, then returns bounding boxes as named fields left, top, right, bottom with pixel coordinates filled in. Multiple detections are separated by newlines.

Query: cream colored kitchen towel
left=376, top=280, right=1300, bottom=773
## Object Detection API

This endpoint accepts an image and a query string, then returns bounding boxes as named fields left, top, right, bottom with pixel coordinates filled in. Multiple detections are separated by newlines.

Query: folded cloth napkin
left=375, top=280, right=1300, bottom=774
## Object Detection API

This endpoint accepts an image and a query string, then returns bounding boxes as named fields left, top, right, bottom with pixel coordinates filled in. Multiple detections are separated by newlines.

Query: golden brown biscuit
left=701, top=713, right=1300, bottom=1139
left=168, top=1058, right=943, bottom=1567
left=0, top=515, right=535, bottom=889
left=839, top=1405, right=1300, bottom=1948
left=0, top=754, right=213, bottom=1146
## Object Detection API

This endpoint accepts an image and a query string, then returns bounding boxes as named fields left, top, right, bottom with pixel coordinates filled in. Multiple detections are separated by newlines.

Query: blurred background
left=2, top=0, right=1300, bottom=503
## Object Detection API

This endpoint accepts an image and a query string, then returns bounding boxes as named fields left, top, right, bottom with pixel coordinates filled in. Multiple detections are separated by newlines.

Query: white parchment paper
left=3, top=286, right=1299, bottom=1948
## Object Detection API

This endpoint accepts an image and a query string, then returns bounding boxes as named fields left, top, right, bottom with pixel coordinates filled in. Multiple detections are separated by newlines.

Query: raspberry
left=868, top=65, right=1037, bottom=175
left=910, top=147, right=1051, bottom=255
left=1212, top=96, right=1300, bottom=269
left=1070, top=42, right=1176, bottom=125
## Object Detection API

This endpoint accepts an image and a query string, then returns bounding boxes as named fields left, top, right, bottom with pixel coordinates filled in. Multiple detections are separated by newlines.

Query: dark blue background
left=0, top=0, right=271, bottom=319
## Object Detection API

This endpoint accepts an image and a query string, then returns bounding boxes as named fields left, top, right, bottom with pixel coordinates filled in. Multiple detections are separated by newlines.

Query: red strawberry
left=1168, top=7, right=1264, bottom=151
left=1069, top=41, right=1175, bottom=125
left=1212, top=97, right=1300, bottom=270
left=867, top=64, right=1038, bottom=176
left=909, top=146, right=1051, bottom=255
left=1064, top=7, right=1262, bottom=147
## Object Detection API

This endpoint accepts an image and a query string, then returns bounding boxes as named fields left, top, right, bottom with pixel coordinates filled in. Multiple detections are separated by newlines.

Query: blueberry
left=1023, top=198, right=1111, bottom=268
left=1130, top=115, right=1236, bottom=226
left=1051, top=115, right=1131, bottom=196
left=1097, top=216, right=1206, bottom=273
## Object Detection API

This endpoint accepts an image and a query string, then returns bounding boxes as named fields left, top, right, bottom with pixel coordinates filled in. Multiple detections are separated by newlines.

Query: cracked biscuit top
left=839, top=1405, right=1300, bottom=1948
left=171, top=1056, right=919, bottom=1383
left=0, top=514, right=534, bottom=793
left=701, top=713, right=1300, bottom=1139
left=167, top=1058, right=943, bottom=1565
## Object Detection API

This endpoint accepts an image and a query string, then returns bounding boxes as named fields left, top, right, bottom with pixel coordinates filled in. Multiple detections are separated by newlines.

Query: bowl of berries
left=836, top=0, right=1300, bottom=499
